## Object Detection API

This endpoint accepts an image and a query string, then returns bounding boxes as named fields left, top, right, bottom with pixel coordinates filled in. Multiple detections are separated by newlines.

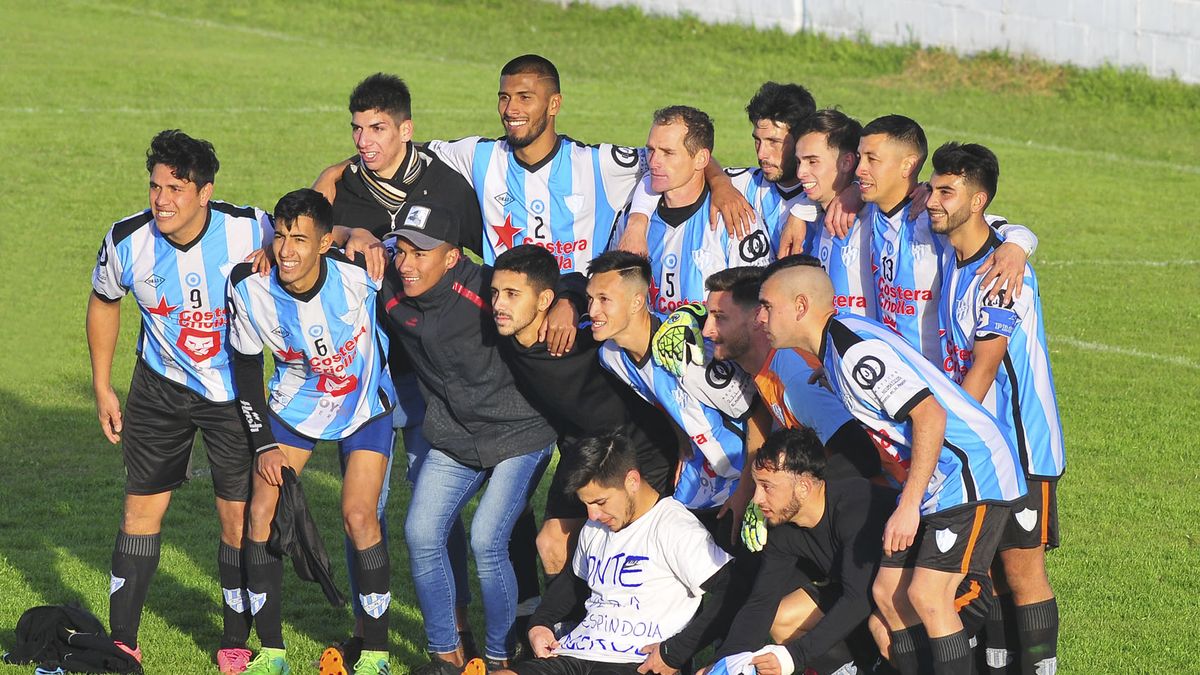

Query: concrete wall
left=577, top=0, right=1200, bottom=84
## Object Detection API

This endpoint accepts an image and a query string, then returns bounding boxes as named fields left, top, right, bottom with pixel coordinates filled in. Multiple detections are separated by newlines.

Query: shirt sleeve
left=226, top=278, right=265, bottom=357
left=628, top=172, right=659, bottom=218
left=974, top=281, right=1020, bottom=341
left=680, top=349, right=757, bottom=419
left=991, top=217, right=1038, bottom=258
left=91, top=232, right=127, bottom=302
left=598, top=144, right=648, bottom=212
left=839, top=340, right=932, bottom=423
left=716, top=533, right=799, bottom=657
left=426, top=137, right=483, bottom=188
left=660, top=505, right=733, bottom=595
left=257, top=208, right=274, bottom=245
left=789, top=198, right=820, bottom=222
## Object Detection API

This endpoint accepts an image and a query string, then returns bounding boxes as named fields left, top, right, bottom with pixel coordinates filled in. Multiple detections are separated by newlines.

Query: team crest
left=1015, top=507, right=1039, bottom=532
left=841, top=243, right=858, bottom=267
left=248, top=590, right=267, bottom=616
left=109, top=574, right=125, bottom=596
left=223, top=587, right=246, bottom=613
left=317, top=373, right=359, bottom=397
left=935, top=527, right=958, bottom=553
left=564, top=194, right=585, bottom=213
left=359, top=592, right=392, bottom=619
left=177, top=327, right=222, bottom=362
left=956, top=296, right=973, bottom=323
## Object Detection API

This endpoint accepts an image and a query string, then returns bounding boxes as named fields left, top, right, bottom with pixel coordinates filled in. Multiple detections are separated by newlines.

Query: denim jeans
left=406, top=445, right=552, bottom=659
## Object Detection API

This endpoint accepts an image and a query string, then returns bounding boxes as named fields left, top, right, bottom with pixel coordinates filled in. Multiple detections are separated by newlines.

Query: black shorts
left=824, top=420, right=882, bottom=480
left=880, top=503, right=1008, bottom=575
left=512, top=655, right=641, bottom=675
left=122, top=361, right=252, bottom=501
left=998, top=478, right=1060, bottom=551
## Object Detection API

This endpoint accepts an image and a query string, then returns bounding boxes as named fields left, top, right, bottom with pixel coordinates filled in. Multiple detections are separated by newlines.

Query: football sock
left=930, top=629, right=974, bottom=675
left=109, top=531, right=161, bottom=648
left=889, top=625, right=932, bottom=675
left=245, top=541, right=285, bottom=649
left=980, top=594, right=1017, bottom=673
left=1016, top=598, right=1058, bottom=673
left=354, top=541, right=392, bottom=652
left=218, top=541, right=252, bottom=649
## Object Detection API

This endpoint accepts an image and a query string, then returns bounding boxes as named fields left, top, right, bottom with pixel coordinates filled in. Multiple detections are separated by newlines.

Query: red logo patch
left=177, top=327, right=222, bottom=362
left=317, top=373, right=359, bottom=397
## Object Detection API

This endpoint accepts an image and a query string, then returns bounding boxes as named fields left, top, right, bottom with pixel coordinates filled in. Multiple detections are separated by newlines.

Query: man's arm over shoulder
left=424, top=136, right=486, bottom=188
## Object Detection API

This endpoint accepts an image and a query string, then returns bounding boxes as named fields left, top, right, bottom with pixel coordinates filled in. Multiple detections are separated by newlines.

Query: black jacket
left=381, top=257, right=556, bottom=468
left=269, top=467, right=345, bottom=606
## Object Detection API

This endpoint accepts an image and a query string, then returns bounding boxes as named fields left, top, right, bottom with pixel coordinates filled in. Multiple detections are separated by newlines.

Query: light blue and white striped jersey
left=820, top=314, right=1027, bottom=514
left=92, top=202, right=272, bottom=402
left=802, top=208, right=876, bottom=317
left=427, top=135, right=645, bottom=270
left=868, top=202, right=1037, bottom=365
left=938, top=233, right=1065, bottom=479
left=227, top=254, right=395, bottom=441
left=725, top=168, right=816, bottom=253
left=598, top=319, right=756, bottom=509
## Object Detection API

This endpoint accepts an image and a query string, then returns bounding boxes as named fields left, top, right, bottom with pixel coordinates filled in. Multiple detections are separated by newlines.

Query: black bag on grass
left=3, top=602, right=141, bottom=673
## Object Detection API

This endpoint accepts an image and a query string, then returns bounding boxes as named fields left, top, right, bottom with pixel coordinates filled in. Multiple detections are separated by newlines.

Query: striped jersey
left=427, top=135, right=645, bottom=270
left=598, top=321, right=756, bottom=509
left=819, top=314, right=1027, bottom=514
left=724, top=167, right=816, bottom=254
left=938, top=233, right=1065, bottom=479
left=91, top=202, right=272, bottom=402
left=227, top=254, right=395, bottom=441
left=754, top=348, right=854, bottom=444
left=802, top=208, right=876, bottom=317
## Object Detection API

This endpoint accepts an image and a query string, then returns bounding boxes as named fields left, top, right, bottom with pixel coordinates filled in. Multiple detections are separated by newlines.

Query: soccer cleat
left=411, top=656, right=483, bottom=675
left=242, top=648, right=290, bottom=675
left=651, top=303, right=708, bottom=376
left=114, top=640, right=143, bottom=664
left=217, top=646, right=253, bottom=674
left=462, top=658, right=486, bottom=675
left=351, top=650, right=390, bottom=675
left=318, top=645, right=348, bottom=675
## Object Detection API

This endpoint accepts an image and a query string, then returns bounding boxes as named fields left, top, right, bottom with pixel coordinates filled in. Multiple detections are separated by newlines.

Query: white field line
left=1055, top=337, right=1200, bottom=370
left=1038, top=259, right=1200, bottom=267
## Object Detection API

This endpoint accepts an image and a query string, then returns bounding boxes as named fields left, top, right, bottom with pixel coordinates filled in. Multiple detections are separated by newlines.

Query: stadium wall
left=574, top=0, right=1200, bottom=84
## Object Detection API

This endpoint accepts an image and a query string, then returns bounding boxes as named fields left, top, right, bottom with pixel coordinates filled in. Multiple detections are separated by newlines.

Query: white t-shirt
left=556, top=498, right=732, bottom=663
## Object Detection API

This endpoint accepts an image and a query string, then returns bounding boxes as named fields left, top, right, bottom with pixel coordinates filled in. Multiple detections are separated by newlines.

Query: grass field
left=2, top=0, right=1199, bottom=672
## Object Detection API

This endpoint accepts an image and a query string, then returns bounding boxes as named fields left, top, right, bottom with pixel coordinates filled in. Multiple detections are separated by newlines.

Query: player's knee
left=872, top=577, right=899, bottom=617
left=342, top=503, right=380, bottom=541
left=906, top=578, right=952, bottom=619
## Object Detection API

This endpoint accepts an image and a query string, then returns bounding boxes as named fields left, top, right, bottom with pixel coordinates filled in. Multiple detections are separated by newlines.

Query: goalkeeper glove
left=742, top=502, right=768, bottom=552
left=651, top=302, right=707, bottom=377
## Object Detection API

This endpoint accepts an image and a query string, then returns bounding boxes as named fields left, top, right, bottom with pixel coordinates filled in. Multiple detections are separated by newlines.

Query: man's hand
left=651, top=303, right=707, bottom=376
left=344, top=228, right=388, bottom=282
left=538, top=298, right=578, bottom=357
left=750, top=652, right=782, bottom=675
left=617, top=213, right=651, bottom=257
left=256, top=448, right=287, bottom=487
left=710, top=179, right=755, bottom=238
left=776, top=216, right=808, bottom=257
left=976, top=242, right=1028, bottom=301
left=637, top=643, right=679, bottom=675
left=906, top=182, right=931, bottom=222
left=528, top=625, right=559, bottom=659
left=742, top=502, right=768, bottom=552
left=246, top=245, right=274, bottom=276
left=882, top=502, right=920, bottom=557
left=824, top=184, right=863, bottom=238
left=95, top=385, right=123, bottom=444
left=719, top=478, right=754, bottom=542
left=806, top=364, right=831, bottom=391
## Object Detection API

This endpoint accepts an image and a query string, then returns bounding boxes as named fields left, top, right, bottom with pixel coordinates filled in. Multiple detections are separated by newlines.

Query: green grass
left=1, top=0, right=1198, bottom=671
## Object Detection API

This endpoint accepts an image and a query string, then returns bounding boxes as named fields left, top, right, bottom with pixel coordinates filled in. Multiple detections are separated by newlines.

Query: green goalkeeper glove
left=651, top=302, right=707, bottom=377
left=742, top=502, right=768, bottom=552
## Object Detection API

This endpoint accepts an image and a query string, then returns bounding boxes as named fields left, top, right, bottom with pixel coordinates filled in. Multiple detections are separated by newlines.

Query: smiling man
left=88, top=129, right=272, bottom=673
left=227, top=188, right=396, bottom=675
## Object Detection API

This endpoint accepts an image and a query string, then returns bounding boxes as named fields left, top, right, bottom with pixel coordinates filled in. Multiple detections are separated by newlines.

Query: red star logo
left=491, top=214, right=523, bottom=251
left=275, top=345, right=305, bottom=362
left=146, top=296, right=179, bottom=318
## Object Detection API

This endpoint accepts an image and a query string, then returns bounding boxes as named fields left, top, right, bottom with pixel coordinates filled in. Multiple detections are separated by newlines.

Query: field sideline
left=1, top=0, right=1198, bottom=672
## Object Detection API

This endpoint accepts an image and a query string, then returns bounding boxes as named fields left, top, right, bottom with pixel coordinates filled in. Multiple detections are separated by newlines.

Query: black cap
left=390, top=202, right=459, bottom=250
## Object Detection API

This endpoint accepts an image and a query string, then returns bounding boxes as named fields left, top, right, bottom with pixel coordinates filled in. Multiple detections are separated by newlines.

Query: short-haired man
left=855, top=115, right=1037, bottom=364
left=929, top=143, right=1064, bottom=674
left=494, top=432, right=739, bottom=675
left=380, top=207, right=558, bottom=673
left=227, top=188, right=396, bottom=675
left=617, top=106, right=775, bottom=317
left=88, top=129, right=272, bottom=672
left=490, top=244, right=678, bottom=592
left=758, top=262, right=1026, bottom=674
left=586, top=250, right=767, bottom=546
left=707, top=427, right=899, bottom=675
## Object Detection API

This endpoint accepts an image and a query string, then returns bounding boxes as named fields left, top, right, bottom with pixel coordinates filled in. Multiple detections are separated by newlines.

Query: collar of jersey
left=158, top=206, right=212, bottom=253
left=817, top=314, right=836, bottom=360
left=881, top=195, right=913, bottom=220
left=277, top=255, right=329, bottom=303
left=655, top=185, right=710, bottom=228
left=511, top=134, right=566, bottom=173
left=956, top=229, right=1003, bottom=269
left=625, top=314, right=662, bottom=369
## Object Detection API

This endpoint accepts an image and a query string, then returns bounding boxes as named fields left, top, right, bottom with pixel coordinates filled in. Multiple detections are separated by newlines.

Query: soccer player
left=928, top=143, right=1063, bottom=674
left=617, top=106, right=775, bottom=317
left=490, top=244, right=678, bottom=593
left=855, top=115, right=1037, bottom=364
left=586, top=250, right=766, bottom=546
left=379, top=206, right=558, bottom=673
left=494, top=432, right=739, bottom=675
left=708, top=427, right=898, bottom=675
left=758, top=261, right=1027, bottom=674
left=88, top=129, right=271, bottom=672
left=227, top=188, right=396, bottom=675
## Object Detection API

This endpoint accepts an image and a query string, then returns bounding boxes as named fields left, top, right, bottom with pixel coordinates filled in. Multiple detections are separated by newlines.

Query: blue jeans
left=406, top=445, right=552, bottom=659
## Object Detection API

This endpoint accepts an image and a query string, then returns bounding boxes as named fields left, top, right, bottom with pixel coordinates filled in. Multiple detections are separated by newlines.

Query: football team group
left=87, top=53, right=1064, bottom=675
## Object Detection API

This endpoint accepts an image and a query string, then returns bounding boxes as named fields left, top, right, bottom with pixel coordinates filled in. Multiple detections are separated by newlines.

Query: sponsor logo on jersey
left=935, top=527, right=958, bottom=553
left=494, top=192, right=514, bottom=206
left=533, top=237, right=589, bottom=270
left=852, top=356, right=886, bottom=389
left=143, top=274, right=165, bottom=288
left=317, top=373, right=359, bottom=397
left=610, top=145, right=640, bottom=169
left=739, top=231, right=770, bottom=263
left=272, top=325, right=292, bottom=339
left=177, top=327, right=222, bottom=362
left=833, top=294, right=868, bottom=310
left=179, top=307, right=227, bottom=330
left=705, top=360, right=735, bottom=389
left=876, top=277, right=929, bottom=317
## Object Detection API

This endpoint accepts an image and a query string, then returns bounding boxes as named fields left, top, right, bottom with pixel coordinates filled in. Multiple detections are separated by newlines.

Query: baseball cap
left=389, top=202, right=459, bottom=250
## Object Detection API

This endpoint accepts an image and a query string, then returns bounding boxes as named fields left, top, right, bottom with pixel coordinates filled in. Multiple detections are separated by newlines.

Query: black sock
left=217, top=541, right=252, bottom=649
left=980, top=594, right=1017, bottom=673
left=889, top=625, right=931, bottom=675
left=109, top=531, right=160, bottom=647
left=508, top=506, right=540, bottom=606
left=245, top=541, right=285, bottom=649
left=1016, top=598, right=1058, bottom=673
left=354, top=541, right=391, bottom=652
left=930, top=629, right=974, bottom=675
